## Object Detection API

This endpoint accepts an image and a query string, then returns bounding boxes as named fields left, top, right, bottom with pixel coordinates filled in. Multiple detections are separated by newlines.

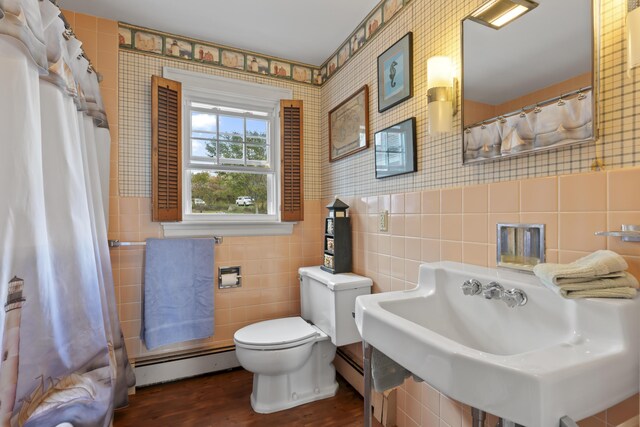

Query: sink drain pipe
left=471, top=408, right=486, bottom=427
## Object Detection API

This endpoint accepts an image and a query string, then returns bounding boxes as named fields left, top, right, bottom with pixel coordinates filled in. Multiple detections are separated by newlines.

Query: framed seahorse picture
left=377, top=32, right=413, bottom=112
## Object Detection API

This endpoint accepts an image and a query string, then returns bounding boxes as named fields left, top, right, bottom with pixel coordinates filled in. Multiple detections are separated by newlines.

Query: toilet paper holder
left=218, top=266, right=242, bottom=289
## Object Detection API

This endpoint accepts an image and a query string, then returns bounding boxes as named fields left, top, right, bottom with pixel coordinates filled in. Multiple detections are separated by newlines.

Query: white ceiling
left=463, top=0, right=592, bottom=105
left=58, top=0, right=380, bottom=66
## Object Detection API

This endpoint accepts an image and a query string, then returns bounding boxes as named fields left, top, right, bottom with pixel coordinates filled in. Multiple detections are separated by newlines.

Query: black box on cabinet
left=321, top=199, right=352, bottom=274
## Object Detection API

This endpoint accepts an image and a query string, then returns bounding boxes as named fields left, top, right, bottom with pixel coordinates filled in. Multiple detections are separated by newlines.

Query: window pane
left=191, top=112, right=216, bottom=132
left=191, top=139, right=213, bottom=158
left=219, top=115, right=244, bottom=141
left=189, top=170, right=268, bottom=214
left=246, top=119, right=268, bottom=145
left=192, top=131, right=215, bottom=139
left=247, top=144, right=268, bottom=162
left=219, top=141, right=244, bottom=164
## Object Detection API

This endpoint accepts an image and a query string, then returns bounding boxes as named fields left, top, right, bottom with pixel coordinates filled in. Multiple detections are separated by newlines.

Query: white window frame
left=161, top=67, right=295, bottom=237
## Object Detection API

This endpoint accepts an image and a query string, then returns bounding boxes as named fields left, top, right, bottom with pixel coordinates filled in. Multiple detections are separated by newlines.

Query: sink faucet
left=461, top=279, right=482, bottom=296
left=482, top=281, right=504, bottom=300
left=461, top=279, right=528, bottom=307
left=502, top=288, right=528, bottom=308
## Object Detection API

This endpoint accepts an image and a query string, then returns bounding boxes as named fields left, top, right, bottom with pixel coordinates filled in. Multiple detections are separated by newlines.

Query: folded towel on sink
left=546, top=272, right=638, bottom=299
left=560, top=286, right=637, bottom=299
left=533, top=250, right=638, bottom=299
left=532, top=250, right=628, bottom=285
left=371, top=348, right=422, bottom=392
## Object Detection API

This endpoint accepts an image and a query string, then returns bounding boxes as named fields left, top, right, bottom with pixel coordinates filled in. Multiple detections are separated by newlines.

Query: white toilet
left=233, top=266, right=372, bottom=413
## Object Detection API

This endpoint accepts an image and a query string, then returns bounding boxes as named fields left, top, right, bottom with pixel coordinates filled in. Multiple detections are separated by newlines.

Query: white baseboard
left=134, top=350, right=240, bottom=387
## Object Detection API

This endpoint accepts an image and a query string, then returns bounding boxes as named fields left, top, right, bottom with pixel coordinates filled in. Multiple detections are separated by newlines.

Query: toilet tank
left=299, top=266, right=372, bottom=346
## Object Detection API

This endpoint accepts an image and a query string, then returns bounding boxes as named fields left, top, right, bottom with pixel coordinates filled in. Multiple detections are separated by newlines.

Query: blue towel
left=142, top=238, right=214, bottom=350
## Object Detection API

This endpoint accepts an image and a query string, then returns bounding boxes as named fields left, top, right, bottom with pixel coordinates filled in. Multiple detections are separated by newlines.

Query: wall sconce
left=628, top=1, right=640, bottom=75
left=427, top=56, right=456, bottom=134
left=469, top=0, right=538, bottom=30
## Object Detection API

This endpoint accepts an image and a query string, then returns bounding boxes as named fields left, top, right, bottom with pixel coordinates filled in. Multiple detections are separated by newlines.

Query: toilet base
left=249, top=339, right=338, bottom=414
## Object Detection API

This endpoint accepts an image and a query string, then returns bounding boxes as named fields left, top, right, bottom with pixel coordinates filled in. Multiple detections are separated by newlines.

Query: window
left=159, top=68, right=297, bottom=237
left=185, top=100, right=275, bottom=219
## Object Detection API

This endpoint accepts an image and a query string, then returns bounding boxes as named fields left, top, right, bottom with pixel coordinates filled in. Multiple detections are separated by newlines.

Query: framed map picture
left=329, top=85, right=369, bottom=162
left=377, top=32, right=413, bottom=112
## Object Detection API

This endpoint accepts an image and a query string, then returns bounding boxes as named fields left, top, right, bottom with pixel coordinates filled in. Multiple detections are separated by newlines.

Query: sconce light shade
left=427, top=56, right=454, bottom=134
left=628, top=5, right=640, bottom=74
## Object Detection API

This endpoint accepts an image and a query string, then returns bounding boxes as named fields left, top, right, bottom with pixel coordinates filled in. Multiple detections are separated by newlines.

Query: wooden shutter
left=152, top=75, right=182, bottom=222
left=280, top=100, right=304, bottom=221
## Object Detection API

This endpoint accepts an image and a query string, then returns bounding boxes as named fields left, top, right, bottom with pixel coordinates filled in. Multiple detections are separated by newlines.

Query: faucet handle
left=461, top=279, right=482, bottom=296
left=502, top=288, right=528, bottom=308
left=482, top=281, right=504, bottom=300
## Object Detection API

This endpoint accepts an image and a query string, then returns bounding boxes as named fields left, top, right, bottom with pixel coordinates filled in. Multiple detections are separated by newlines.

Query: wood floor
left=114, top=368, right=382, bottom=427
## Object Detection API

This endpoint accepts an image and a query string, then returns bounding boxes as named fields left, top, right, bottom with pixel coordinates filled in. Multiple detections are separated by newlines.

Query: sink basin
left=355, top=261, right=639, bottom=426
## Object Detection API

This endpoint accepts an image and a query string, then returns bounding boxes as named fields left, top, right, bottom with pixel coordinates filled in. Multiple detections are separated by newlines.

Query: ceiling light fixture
left=469, top=0, right=538, bottom=30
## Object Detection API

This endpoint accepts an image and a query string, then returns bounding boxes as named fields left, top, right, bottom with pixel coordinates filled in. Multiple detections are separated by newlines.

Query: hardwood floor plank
left=114, top=368, right=383, bottom=427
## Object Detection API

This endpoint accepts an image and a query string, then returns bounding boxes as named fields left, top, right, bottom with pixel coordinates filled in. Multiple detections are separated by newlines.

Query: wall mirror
left=461, top=0, right=598, bottom=164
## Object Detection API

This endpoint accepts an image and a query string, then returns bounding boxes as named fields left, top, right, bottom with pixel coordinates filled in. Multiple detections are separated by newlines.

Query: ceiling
left=58, top=0, right=380, bottom=66
left=463, top=0, right=592, bottom=105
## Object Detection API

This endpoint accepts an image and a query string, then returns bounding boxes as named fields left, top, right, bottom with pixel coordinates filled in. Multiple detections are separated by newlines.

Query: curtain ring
left=519, top=109, right=526, bottom=118
left=464, top=128, right=471, bottom=134
left=534, top=105, right=542, bottom=114
left=578, top=90, right=586, bottom=100
left=498, top=116, right=506, bottom=123
left=481, top=122, right=486, bottom=129
left=557, top=95, right=565, bottom=106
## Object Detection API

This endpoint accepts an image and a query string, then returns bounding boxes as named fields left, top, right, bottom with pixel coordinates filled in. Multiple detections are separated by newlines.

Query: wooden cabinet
left=321, top=216, right=352, bottom=274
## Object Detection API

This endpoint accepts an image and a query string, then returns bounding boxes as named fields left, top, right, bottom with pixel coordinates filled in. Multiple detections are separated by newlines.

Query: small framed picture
left=324, top=254, right=334, bottom=269
left=366, top=8, right=382, bottom=40
left=351, top=27, right=366, bottom=55
left=326, top=218, right=334, bottom=235
left=118, top=27, right=132, bottom=48
left=293, top=65, right=312, bottom=83
left=221, top=50, right=245, bottom=70
left=327, top=55, right=338, bottom=77
left=328, top=85, right=370, bottom=162
left=383, top=0, right=404, bottom=22
left=247, top=55, right=269, bottom=74
left=374, top=117, right=417, bottom=179
left=195, top=44, right=219, bottom=64
left=166, top=37, right=192, bottom=59
left=270, top=60, right=291, bottom=78
left=326, top=237, right=335, bottom=253
left=377, top=32, right=413, bottom=113
left=134, top=31, right=162, bottom=54
left=338, top=43, right=350, bottom=67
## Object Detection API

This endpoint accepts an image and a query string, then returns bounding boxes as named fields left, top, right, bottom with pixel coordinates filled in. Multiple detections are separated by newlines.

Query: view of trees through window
left=188, top=104, right=272, bottom=215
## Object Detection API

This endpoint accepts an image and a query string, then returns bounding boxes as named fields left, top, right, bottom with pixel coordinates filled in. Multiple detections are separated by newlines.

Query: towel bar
left=595, top=224, right=640, bottom=242
left=108, top=236, right=223, bottom=248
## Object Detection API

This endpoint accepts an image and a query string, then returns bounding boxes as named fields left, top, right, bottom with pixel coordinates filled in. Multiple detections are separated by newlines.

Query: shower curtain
left=0, top=1, right=135, bottom=426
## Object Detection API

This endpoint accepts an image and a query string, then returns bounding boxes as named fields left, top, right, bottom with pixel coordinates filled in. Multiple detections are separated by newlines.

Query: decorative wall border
left=117, top=23, right=319, bottom=86
left=116, top=0, right=412, bottom=87
left=319, top=0, right=413, bottom=84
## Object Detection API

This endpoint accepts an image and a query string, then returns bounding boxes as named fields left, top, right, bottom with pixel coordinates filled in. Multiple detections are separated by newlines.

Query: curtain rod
left=465, top=86, right=592, bottom=130
left=46, top=0, right=101, bottom=78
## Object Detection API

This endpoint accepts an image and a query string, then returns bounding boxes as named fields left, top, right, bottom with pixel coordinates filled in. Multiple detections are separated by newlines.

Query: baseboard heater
left=335, top=347, right=364, bottom=396
left=134, top=346, right=240, bottom=387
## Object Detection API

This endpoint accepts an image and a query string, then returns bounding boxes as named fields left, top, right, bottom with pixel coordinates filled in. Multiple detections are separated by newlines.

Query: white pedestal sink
left=354, top=262, right=639, bottom=427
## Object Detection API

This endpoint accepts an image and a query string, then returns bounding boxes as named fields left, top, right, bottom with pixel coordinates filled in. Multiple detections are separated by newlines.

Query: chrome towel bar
left=108, top=236, right=223, bottom=248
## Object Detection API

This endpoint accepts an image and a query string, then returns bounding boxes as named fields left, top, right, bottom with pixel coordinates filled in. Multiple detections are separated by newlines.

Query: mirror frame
left=460, top=0, right=600, bottom=165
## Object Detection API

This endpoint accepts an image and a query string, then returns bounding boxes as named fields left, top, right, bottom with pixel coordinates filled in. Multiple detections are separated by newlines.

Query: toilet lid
left=234, top=317, right=318, bottom=348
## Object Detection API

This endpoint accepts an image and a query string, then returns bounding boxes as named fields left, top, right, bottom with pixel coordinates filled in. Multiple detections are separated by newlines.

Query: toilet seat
left=234, top=317, right=320, bottom=351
